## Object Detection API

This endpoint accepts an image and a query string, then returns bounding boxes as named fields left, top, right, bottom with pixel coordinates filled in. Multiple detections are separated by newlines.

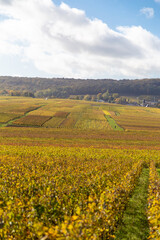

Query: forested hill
left=0, top=76, right=160, bottom=98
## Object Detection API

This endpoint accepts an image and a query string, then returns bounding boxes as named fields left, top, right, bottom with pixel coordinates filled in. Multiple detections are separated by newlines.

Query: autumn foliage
left=0, top=146, right=146, bottom=239
left=147, top=161, right=160, bottom=239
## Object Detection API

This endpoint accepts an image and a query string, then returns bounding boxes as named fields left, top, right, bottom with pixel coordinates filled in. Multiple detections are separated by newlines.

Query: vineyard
left=0, top=96, right=160, bottom=131
left=0, top=146, right=160, bottom=239
left=0, top=97, right=160, bottom=239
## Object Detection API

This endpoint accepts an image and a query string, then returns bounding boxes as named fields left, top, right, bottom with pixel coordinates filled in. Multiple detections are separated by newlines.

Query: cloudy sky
left=0, top=0, right=160, bottom=79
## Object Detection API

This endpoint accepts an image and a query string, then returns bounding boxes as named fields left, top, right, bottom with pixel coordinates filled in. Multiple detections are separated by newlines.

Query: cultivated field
left=0, top=96, right=160, bottom=239
left=0, top=96, right=160, bottom=131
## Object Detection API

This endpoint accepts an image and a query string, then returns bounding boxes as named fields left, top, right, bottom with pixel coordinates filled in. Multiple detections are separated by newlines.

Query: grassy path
left=115, top=168, right=149, bottom=240
left=157, top=169, right=160, bottom=176
left=104, top=115, right=124, bottom=131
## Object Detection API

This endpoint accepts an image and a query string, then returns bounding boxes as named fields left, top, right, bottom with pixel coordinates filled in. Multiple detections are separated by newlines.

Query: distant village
left=69, top=91, right=160, bottom=108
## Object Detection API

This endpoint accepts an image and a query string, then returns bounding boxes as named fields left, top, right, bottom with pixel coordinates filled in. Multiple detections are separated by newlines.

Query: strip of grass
left=157, top=169, right=160, bottom=176
left=104, top=115, right=124, bottom=131
left=115, top=168, right=149, bottom=240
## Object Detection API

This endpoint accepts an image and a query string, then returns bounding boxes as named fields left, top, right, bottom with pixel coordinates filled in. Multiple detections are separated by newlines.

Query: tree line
left=0, top=76, right=160, bottom=98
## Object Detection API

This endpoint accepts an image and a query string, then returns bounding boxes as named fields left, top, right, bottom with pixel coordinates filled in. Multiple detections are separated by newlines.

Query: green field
left=0, top=96, right=160, bottom=239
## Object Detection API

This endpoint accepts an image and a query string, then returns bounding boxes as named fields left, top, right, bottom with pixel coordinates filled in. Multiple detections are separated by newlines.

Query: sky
left=0, top=0, right=160, bottom=79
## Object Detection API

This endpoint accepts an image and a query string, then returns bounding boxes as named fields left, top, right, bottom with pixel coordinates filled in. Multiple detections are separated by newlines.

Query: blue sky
left=0, top=0, right=160, bottom=79
left=53, top=0, right=160, bottom=36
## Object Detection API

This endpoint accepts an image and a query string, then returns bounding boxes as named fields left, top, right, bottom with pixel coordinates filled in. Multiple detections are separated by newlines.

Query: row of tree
left=0, top=76, right=160, bottom=100
left=69, top=92, right=136, bottom=105
left=69, top=91, right=119, bottom=102
left=0, top=90, right=34, bottom=97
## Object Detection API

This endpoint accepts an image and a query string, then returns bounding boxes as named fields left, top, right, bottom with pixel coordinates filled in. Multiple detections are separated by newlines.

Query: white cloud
left=0, top=0, right=160, bottom=79
left=154, top=0, right=160, bottom=3
left=140, top=7, right=154, bottom=18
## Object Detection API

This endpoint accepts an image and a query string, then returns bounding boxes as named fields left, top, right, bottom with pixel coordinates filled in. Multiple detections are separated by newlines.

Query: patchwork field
left=0, top=96, right=160, bottom=239
left=0, top=96, right=160, bottom=131
left=102, top=104, right=160, bottom=131
left=13, top=115, right=52, bottom=127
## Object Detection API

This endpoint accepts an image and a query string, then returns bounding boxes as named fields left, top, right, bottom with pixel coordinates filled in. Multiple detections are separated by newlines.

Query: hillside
left=0, top=76, right=160, bottom=98
left=0, top=96, right=160, bottom=133
left=1, top=97, right=160, bottom=239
